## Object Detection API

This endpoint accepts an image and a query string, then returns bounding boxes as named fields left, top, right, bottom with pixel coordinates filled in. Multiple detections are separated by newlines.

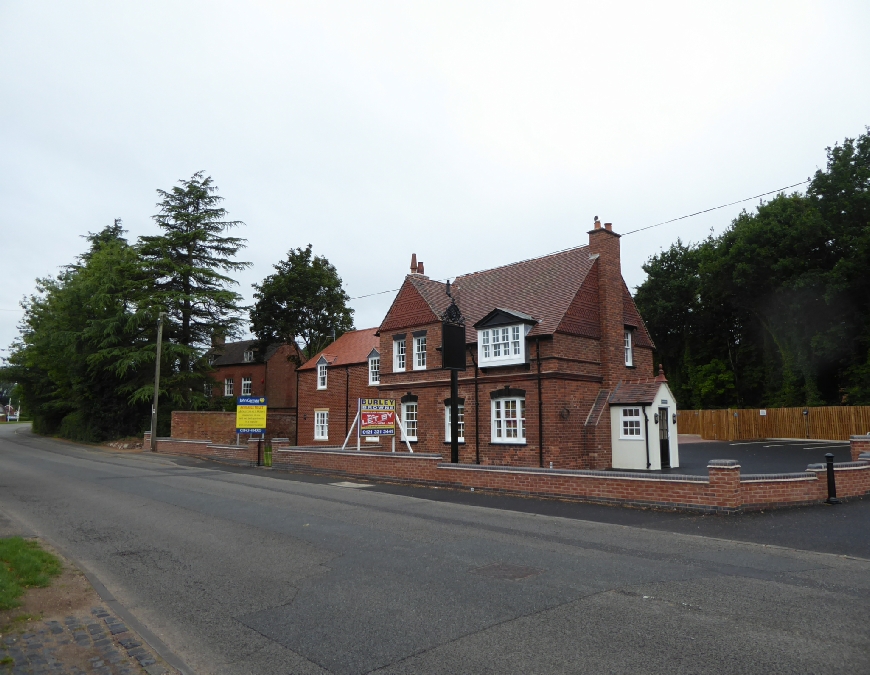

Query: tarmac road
left=1, top=424, right=868, bottom=675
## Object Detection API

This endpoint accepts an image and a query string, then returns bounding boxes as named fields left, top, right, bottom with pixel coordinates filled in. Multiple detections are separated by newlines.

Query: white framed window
left=243, top=349, right=254, bottom=362
left=208, top=354, right=216, bottom=365
left=624, top=329, right=633, bottom=367
left=317, top=361, right=328, bottom=389
left=394, top=338, right=406, bottom=372
left=491, top=397, right=525, bottom=443
left=401, top=402, right=418, bottom=441
left=224, top=378, right=234, bottom=397
left=314, top=409, right=329, bottom=440
left=478, top=325, right=526, bottom=366
left=204, top=382, right=213, bottom=397
left=414, top=335, right=427, bottom=370
left=444, top=403, right=465, bottom=443
left=241, top=377, right=252, bottom=396
left=621, top=407, right=642, bottom=438
left=368, top=354, right=380, bottom=385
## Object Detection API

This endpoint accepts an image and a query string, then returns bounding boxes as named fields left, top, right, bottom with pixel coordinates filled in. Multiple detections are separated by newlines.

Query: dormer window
left=317, top=357, right=328, bottom=390
left=368, top=349, right=380, bottom=385
left=474, top=309, right=536, bottom=368
left=243, top=349, right=254, bottom=362
left=624, top=329, right=633, bottom=367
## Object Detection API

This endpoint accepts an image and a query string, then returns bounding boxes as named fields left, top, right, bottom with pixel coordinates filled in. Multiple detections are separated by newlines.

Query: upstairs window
left=317, top=361, right=328, bottom=389
left=242, top=377, right=252, bottom=396
left=394, top=337, right=406, bottom=372
left=478, top=325, right=525, bottom=366
left=368, top=353, right=380, bottom=385
left=413, top=334, right=427, bottom=370
left=243, top=349, right=254, bottom=362
left=624, top=329, right=633, bottom=367
left=621, top=408, right=642, bottom=438
left=224, top=378, right=234, bottom=397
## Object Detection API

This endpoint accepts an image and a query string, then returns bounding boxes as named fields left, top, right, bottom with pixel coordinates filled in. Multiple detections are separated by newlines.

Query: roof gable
left=473, top=308, right=538, bottom=329
left=378, top=277, right=444, bottom=333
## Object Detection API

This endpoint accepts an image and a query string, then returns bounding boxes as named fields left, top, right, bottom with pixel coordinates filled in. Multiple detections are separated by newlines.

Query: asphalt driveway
left=671, top=436, right=852, bottom=475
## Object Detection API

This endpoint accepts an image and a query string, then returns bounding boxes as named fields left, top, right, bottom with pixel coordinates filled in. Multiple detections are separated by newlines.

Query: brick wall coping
left=155, top=437, right=212, bottom=445
left=850, top=435, right=870, bottom=440
left=741, top=472, right=817, bottom=482
left=271, top=438, right=290, bottom=443
left=280, top=447, right=443, bottom=460
left=435, top=463, right=709, bottom=483
left=707, top=459, right=739, bottom=467
left=860, top=452, right=870, bottom=460
left=806, top=461, right=870, bottom=471
left=206, top=444, right=248, bottom=451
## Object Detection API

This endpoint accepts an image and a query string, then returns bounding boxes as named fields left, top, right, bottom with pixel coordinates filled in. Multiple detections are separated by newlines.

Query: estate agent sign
left=236, top=396, right=267, bottom=433
left=359, top=398, right=396, bottom=436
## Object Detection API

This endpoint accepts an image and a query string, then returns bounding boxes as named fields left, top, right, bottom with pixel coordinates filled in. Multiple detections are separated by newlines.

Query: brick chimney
left=410, top=253, right=417, bottom=274
left=588, top=217, right=624, bottom=388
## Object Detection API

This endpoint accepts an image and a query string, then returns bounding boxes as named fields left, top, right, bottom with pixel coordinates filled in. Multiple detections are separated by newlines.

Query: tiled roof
left=298, top=328, right=380, bottom=370
left=608, top=381, right=663, bottom=405
left=210, top=340, right=281, bottom=366
left=451, top=246, right=597, bottom=341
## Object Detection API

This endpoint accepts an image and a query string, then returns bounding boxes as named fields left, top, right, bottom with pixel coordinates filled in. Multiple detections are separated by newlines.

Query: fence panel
left=676, top=405, right=870, bottom=441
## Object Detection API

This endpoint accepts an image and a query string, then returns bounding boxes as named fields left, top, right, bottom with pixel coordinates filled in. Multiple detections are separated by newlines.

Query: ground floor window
left=621, top=407, right=642, bottom=438
left=204, top=382, right=213, bottom=397
left=444, top=403, right=465, bottom=443
left=242, top=377, right=252, bottom=396
left=314, top=409, right=329, bottom=440
left=492, top=397, right=525, bottom=443
left=401, top=402, right=418, bottom=441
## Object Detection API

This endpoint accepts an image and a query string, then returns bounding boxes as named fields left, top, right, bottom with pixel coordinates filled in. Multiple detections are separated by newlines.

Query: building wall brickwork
left=170, top=411, right=296, bottom=446
left=297, top=364, right=381, bottom=446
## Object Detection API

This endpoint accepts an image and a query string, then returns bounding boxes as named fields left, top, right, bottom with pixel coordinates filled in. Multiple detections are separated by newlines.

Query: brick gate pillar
left=707, top=459, right=742, bottom=512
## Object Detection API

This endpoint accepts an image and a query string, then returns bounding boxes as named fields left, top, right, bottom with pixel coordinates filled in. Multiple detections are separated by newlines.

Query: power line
left=347, top=178, right=812, bottom=301
left=620, top=179, right=810, bottom=236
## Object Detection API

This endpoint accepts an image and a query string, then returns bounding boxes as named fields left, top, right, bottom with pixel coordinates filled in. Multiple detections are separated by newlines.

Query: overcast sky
left=2, top=1, right=868, bottom=356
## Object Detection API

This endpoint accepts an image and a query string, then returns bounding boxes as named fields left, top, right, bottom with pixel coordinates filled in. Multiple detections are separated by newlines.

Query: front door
left=658, top=408, right=670, bottom=469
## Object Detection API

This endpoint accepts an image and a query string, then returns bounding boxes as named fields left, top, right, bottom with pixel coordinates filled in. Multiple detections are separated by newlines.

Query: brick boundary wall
left=851, top=435, right=870, bottom=461
left=145, top=434, right=870, bottom=513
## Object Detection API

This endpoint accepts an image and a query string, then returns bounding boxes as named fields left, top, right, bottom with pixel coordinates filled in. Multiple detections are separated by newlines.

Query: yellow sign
left=236, top=396, right=267, bottom=432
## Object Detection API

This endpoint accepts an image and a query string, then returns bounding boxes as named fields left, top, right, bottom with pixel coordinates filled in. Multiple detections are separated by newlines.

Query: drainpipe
left=345, top=365, right=350, bottom=437
left=468, top=346, right=480, bottom=464
left=294, top=349, right=300, bottom=446
left=536, top=338, right=544, bottom=468
left=642, top=405, right=651, bottom=469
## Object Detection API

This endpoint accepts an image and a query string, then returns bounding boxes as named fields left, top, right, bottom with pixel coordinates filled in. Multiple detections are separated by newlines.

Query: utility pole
left=149, top=312, right=166, bottom=452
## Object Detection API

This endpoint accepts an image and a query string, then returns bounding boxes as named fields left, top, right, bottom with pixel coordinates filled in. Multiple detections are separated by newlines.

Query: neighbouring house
left=206, top=338, right=301, bottom=413
left=369, top=219, right=677, bottom=470
left=296, top=328, right=382, bottom=446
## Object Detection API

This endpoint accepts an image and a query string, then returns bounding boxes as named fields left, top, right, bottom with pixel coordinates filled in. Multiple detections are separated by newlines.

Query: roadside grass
left=0, top=538, right=62, bottom=610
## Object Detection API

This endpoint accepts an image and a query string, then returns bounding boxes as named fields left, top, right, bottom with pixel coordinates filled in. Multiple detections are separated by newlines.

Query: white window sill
left=619, top=436, right=645, bottom=441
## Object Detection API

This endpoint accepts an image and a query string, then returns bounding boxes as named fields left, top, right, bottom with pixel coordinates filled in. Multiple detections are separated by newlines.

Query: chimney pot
left=417, top=262, right=424, bottom=274
left=594, top=218, right=602, bottom=230
left=410, top=253, right=417, bottom=273
left=604, top=222, right=612, bottom=231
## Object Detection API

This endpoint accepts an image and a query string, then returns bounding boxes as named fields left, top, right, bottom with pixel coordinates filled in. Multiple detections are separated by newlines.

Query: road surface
left=1, top=424, right=867, bottom=674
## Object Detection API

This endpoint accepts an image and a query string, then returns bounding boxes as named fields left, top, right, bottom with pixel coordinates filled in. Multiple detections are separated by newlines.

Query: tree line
left=2, top=172, right=353, bottom=441
left=634, top=130, right=870, bottom=409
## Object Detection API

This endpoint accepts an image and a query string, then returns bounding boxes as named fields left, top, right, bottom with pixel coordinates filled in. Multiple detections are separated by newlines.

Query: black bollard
left=825, top=453, right=840, bottom=504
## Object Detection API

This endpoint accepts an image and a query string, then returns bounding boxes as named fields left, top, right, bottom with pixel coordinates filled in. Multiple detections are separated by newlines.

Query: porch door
left=658, top=408, right=670, bottom=469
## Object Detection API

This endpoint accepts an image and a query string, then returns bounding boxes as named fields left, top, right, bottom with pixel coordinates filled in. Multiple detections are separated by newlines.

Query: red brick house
left=373, top=220, right=674, bottom=470
left=207, top=339, right=301, bottom=413
left=297, top=328, right=381, bottom=446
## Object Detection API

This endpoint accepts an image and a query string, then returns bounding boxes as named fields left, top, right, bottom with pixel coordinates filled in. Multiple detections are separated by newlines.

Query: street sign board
left=359, top=398, right=396, bottom=436
left=236, top=396, right=267, bottom=433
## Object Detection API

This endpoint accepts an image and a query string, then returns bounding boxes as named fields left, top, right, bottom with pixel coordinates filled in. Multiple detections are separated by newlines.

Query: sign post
left=441, top=289, right=466, bottom=464
left=236, top=396, right=267, bottom=466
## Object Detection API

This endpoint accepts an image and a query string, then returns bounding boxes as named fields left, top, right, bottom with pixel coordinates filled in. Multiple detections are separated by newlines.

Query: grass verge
left=0, top=537, right=62, bottom=610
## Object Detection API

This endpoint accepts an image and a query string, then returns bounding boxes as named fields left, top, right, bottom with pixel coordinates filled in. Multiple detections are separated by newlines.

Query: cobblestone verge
left=1, top=607, right=171, bottom=675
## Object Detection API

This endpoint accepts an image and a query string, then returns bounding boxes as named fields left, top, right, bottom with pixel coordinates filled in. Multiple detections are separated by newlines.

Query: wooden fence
left=676, top=406, right=870, bottom=441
